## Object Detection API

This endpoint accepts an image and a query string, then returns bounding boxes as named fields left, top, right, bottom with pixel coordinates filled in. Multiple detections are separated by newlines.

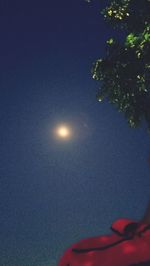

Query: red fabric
left=58, top=218, right=150, bottom=266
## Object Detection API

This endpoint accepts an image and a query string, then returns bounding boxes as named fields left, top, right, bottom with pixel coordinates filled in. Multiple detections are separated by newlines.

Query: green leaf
left=107, top=38, right=114, bottom=45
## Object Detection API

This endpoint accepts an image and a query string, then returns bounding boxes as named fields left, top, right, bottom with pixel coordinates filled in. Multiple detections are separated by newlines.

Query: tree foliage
left=92, top=0, right=150, bottom=131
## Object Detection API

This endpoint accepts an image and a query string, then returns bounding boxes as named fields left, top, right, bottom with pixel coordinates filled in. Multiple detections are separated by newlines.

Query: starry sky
left=0, top=1, right=150, bottom=265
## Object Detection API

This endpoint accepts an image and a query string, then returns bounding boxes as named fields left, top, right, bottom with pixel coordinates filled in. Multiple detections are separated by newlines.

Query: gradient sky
left=0, top=1, right=150, bottom=265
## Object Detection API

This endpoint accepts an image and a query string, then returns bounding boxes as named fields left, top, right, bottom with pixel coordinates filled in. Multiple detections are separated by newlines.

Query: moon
left=57, top=126, right=70, bottom=138
left=54, top=124, right=72, bottom=140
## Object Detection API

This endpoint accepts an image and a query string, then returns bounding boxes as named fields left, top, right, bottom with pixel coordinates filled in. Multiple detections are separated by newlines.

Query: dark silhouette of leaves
left=92, top=0, right=150, bottom=132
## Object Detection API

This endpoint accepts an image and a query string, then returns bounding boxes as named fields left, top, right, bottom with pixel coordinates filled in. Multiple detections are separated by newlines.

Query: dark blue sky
left=0, top=1, right=150, bottom=265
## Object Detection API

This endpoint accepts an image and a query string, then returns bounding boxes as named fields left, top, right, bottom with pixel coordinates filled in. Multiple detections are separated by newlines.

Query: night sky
left=0, top=1, right=150, bottom=265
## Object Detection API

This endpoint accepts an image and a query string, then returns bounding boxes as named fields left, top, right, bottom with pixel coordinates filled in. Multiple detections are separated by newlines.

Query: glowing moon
left=54, top=124, right=72, bottom=140
left=57, top=126, right=70, bottom=138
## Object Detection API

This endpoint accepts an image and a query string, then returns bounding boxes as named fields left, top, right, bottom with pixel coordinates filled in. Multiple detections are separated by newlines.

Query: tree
left=92, top=0, right=150, bottom=131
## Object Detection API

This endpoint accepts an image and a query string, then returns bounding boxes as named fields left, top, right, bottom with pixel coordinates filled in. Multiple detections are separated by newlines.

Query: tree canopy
left=92, top=0, right=150, bottom=131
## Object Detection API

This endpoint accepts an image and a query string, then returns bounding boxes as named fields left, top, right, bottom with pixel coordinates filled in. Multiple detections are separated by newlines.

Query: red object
left=58, top=218, right=150, bottom=266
